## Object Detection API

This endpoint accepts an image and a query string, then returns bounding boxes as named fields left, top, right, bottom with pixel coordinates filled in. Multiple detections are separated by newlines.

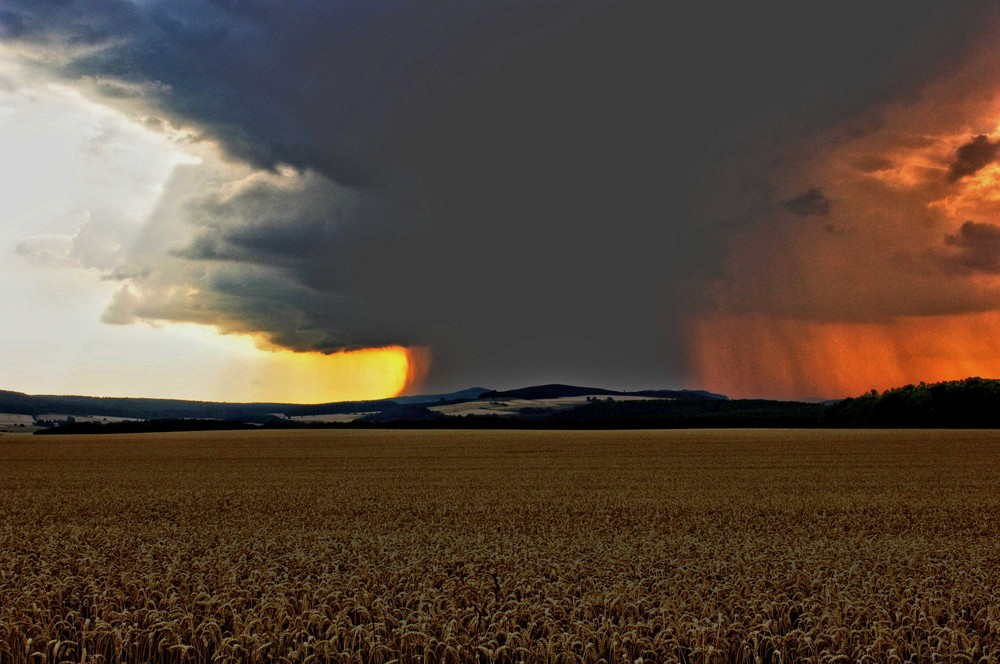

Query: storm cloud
left=3, top=0, right=999, bottom=392
left=940, top=221, right=1000, bottom=275
left=947, top=134, right=1000, bottom=182
left=780, top=188, right=831, bottom=217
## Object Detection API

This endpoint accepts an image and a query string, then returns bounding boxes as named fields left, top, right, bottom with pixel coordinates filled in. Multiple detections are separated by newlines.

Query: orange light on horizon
left=684, top=52, right=1000, bottom=402
left=46, top=321, right=429, bottom=404
left=689, top=312, right=1000, bottom=400
left=214, top=343, right=427, bottom=404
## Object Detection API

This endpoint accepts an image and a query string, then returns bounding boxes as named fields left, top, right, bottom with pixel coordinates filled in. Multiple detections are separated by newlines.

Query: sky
left=3, top=1, right=1000, bottom=402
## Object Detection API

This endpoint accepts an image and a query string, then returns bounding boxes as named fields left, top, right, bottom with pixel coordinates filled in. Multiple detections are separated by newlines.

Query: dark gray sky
left=3, top=0, right=1000, bottom=396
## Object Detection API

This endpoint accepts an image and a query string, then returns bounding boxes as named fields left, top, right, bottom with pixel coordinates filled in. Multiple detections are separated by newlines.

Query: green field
left=1, top=429, right=999, bottom=662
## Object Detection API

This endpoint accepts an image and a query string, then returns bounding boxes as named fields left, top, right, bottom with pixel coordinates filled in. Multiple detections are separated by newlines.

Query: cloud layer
left=3, top=1, right=1000, bottom=394
left=691, top=30, right=1000, bottom=398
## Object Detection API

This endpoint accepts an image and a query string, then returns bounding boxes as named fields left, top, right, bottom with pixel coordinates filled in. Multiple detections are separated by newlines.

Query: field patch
left=1, top=429, right=999, bottom=662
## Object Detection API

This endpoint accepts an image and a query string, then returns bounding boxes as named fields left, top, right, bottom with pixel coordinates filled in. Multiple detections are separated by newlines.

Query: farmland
left=1, top=429, right=999, bottom=662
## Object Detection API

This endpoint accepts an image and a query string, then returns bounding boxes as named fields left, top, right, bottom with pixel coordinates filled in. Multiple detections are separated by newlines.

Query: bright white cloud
left=0, top=52, right=200, bottom=395
left=0, top=50, right=407, bottom=402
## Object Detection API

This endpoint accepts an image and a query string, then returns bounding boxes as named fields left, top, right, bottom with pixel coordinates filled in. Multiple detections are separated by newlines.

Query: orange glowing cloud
left=40, top=319, right=428, bottom=404
left=690, top=312, right=1000, bottom=400
left=688, top=44, right=1000, bottom=399
left=210, top=338, right=426, bottom=404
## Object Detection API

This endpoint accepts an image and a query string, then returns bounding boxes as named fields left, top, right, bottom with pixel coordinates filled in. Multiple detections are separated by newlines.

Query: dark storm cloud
left=940, top=221, right=1000, bottom=274
left=947, top=135, right=1000, bottom=182
left=4, top=0, right=999, bottom=391
left=780, top=188, right=831, bottom=217
left=0, top=9, right=25, bottom=37
left=852, top=155, right=895, bottom=173
left=102, top=261, right=373, bottom=352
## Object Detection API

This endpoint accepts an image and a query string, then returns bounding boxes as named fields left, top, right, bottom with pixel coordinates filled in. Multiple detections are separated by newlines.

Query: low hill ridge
left=480, top=384, right=728, bottom=401
left=10, top=377, right=1000, bottom=433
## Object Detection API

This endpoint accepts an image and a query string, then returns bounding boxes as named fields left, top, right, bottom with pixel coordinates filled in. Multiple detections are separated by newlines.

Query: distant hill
left=391, top=388, right=490, bottom=405
left=480, top=384, right=619, bottom=400
left=0, top=386, right=498, bottom=422
left=6, top=384, right=723, bottom=424
left=15, top=377, right=1000, bottom=434
left=820, top=377, right=1000, bottom=428
left=0, top=390, right=398, bottom=422
left=480, top=384, right=728, bottom=401
left=626, top=389, right=729, bottom=401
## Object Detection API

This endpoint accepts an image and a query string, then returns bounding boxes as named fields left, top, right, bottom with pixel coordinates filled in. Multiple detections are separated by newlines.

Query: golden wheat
left=0, top=429, right=998, bottom=663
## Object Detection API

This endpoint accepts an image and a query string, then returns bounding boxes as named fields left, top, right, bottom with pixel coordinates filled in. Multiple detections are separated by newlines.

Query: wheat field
left=1, top=429, right=999, bottom=663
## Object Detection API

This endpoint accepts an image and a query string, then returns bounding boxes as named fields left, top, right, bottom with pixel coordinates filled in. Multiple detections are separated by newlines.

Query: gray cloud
left=97, top=161, right=385, bottom=352
left=947, top=135, right=1000, bottom=182
left=780, top=188, right=831, bottom=216
left=4, top=0, right=1000, bottom=391
left=940, top=221, right=1000, bottom=274
left=0, top=9, right=25, bottom=38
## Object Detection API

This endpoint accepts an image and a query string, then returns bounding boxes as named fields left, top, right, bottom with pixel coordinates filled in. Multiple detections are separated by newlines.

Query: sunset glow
left=7, top=319, right=420, bottom=403
left=0, top=47, right=425, bottom=404
left=689, top=46, right=1000, bottom=399
left=5, top=2, right=1000, bottom=401
left=213, top=341, right=419, bottom=404
left=690, top=312, right=1000, bottom=400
